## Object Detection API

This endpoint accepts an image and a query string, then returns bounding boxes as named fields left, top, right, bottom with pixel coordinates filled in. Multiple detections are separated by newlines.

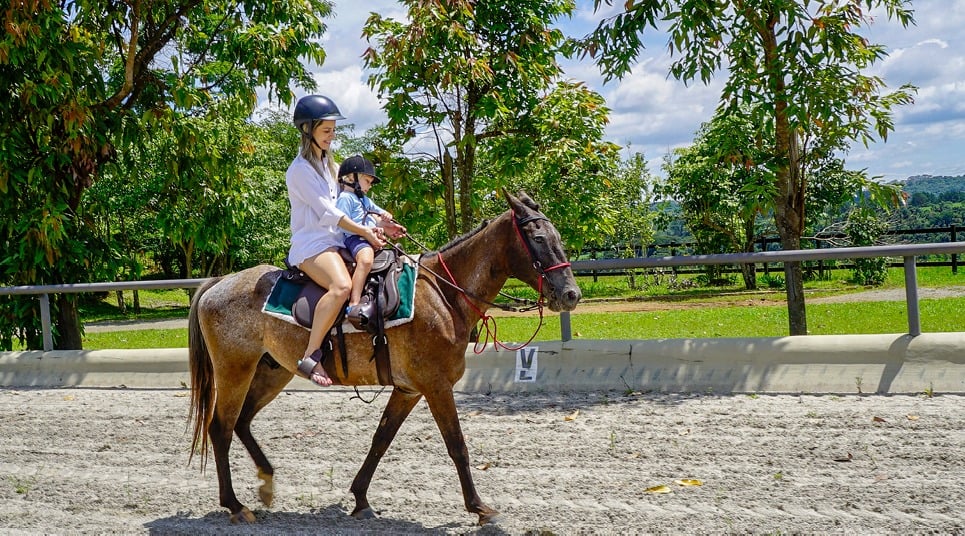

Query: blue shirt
left=336, top=191, right=386, bottom=238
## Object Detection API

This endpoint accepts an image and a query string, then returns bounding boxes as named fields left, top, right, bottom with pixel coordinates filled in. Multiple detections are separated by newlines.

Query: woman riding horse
left=189, top=190, right=581, bottom=525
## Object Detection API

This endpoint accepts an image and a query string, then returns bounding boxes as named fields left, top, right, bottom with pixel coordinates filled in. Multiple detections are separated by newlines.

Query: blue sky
left=265, top=1, right=965, bottom=182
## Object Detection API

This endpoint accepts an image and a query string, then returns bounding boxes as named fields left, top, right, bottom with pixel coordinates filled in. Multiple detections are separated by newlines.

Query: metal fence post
left=560, top=311, right=572, bottom=342
left=952, top=224, right=958, bottom=274
left=903, top=256, right=921, bottom=336
left=40, top=293, right=53, bottom=352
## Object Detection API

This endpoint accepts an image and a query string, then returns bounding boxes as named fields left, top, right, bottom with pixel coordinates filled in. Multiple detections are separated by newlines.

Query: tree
left=362, top=0, right=573, bottom=239
left=1, top=0, right=329, bottom=349
left=580, top=0, right=915, bottom=334
left=484, top=81, right=630, bottom=251
left=662, top=110, right=774, bottom=289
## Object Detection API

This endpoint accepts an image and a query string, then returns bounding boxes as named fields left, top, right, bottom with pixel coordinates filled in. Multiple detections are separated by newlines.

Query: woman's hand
left=363, top=226, right=386, bottom=248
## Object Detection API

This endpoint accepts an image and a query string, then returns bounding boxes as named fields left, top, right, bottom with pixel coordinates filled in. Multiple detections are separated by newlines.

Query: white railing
left=3, top=242, right=965, bottom=350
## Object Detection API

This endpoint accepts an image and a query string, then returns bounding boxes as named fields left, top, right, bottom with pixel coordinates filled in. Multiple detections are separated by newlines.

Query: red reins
left=437, top=214, right=570, bottom=354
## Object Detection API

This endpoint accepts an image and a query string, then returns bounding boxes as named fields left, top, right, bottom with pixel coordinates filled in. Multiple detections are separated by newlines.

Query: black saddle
left=284, top=247, right=404, bottom=334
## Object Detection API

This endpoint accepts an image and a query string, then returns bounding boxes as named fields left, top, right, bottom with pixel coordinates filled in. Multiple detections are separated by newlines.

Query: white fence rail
left=3, top=242, right=965, bottom=351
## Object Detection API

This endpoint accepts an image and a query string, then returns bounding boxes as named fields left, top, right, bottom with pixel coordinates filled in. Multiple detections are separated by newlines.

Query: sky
left=262, top=1, right=965, bottom=183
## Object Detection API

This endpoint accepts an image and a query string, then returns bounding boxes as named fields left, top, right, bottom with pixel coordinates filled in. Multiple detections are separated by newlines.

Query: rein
left=389, top=214, right=570, bottom=354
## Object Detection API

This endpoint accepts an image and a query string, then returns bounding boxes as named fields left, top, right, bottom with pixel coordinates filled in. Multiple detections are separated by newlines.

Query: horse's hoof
left=351, top=506, right=378, bottom=520
left=230, top=506, right=256, bottom=524
left=257, top=470, right=274, bottom=506
left=478, top=510, right=502, bottom=526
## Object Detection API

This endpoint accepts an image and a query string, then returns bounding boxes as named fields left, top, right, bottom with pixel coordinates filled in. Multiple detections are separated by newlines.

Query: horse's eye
left=532, top=234, right=545, bottom=244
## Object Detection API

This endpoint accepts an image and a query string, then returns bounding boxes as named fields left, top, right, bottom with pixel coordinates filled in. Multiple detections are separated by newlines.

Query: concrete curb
left=2, top=333, right=964, bottom=393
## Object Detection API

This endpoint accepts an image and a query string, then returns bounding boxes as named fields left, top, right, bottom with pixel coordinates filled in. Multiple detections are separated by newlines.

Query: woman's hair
left=298, top=124, right=317, bottom=160
left=298, top=124, right=338, bottom=177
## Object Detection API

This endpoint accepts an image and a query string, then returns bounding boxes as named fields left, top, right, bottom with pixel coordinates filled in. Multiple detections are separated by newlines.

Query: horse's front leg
left=423, top=387, right=500, bottom=526
left=350, top=388, right=422, bottom=519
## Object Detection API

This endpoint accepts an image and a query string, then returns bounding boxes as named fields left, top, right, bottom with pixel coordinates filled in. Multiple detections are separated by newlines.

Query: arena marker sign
left=515, top=347, right=538, bottom=382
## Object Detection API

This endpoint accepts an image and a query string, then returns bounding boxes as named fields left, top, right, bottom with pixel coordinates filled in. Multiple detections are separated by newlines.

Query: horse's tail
left=188, top=276, right=223, bottom=471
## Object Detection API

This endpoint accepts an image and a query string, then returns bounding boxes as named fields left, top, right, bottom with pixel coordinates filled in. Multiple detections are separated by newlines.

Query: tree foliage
left=1, top=0, right=330, bottom=349
left=579, top=0, right=916, bottom=334
left=362, top=0, right=576, bottom=238
left=662, top=110, right=774, bottom=289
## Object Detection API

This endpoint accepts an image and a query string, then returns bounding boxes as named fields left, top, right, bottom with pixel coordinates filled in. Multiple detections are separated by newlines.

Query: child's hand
left=363, top=227, right=386, bottom=248
left=379, top=219, right=407, bottom=239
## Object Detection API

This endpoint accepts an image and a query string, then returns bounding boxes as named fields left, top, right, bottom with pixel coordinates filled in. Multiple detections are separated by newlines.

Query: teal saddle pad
left=263, top=262, right=416, bottom=330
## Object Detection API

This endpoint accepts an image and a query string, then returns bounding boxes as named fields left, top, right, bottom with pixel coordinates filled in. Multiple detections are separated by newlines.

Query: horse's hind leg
left=350, top=388, right=422, bottom=519
left=208, top=404, right=255, bottom=523
left=209, top=364, right=260, bottom=523
left=234, top=359, right=293, bottom=508
left=424, top=387, right=500, bottom=526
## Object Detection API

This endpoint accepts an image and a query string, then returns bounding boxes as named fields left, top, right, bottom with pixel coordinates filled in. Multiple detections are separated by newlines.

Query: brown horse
left=188, top=190, right=582, bottom=526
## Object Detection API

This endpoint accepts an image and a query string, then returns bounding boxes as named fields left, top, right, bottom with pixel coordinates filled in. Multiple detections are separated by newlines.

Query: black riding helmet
left=337, top=155, right=380, bottom=199
left=292, top=95, right=346, bottom=132
left=338, top=155, right=381, bottom=184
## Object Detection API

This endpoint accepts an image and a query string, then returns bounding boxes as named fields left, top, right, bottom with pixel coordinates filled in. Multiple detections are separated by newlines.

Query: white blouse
left=286, top=154, right=347, bottom=266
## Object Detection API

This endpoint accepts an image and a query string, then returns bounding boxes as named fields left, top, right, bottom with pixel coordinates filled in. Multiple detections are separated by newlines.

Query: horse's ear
left=502, top=188, right=540, bottom=213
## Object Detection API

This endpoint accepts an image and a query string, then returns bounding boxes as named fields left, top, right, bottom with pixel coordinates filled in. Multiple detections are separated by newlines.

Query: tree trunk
left=740, top=263, right=757, bottom=290
left=775, top=187, right=807, bottom=335
left=54, top=295, right=83, bottom=350
left=783, top=258, right=807, bottom=335
left=758, top=6, right=808, bottom=335
left=442, top=150, right=457, bottom=239
left=457, top=117, right=477, bottom=234
left=741, top=219, right=757, bottom=290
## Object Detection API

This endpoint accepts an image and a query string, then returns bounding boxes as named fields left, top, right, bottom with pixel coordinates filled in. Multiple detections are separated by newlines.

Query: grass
left=78, top=288, right=191, bottom=323
left=488, top=296, right=965, bottom=342
left=83, top=329, right=187, bottom=349
left=72, top=265, right=965, bottom=349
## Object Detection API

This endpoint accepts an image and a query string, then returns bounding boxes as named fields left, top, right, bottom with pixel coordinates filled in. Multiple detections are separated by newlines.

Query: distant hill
left=894, top=174, right=965, bottom=196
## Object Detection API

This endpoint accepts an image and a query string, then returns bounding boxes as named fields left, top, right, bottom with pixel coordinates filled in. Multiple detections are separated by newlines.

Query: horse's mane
left=425, top=218, right=492, bottom=259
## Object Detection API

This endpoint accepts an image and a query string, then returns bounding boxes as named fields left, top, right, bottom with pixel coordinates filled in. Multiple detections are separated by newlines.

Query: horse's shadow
left=144, top=504, right=512, bottom=535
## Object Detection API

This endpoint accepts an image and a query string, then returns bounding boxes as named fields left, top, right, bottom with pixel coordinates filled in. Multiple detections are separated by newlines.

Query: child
left=335, top=155, right=404, bottom=327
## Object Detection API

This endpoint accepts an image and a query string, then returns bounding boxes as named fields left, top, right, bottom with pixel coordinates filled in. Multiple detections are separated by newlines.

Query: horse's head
left=504, top=190, right=582, bottom=312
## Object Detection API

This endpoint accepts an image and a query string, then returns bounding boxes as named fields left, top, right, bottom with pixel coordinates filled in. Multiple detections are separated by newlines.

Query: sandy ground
left=1, top=387, right=963, bottom=535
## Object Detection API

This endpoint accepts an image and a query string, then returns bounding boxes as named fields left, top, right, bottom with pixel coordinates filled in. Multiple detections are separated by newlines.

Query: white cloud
left=268, top=0, right=965, bottom=181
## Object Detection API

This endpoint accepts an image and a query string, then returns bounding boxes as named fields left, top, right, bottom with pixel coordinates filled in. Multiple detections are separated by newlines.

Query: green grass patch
left=78, top=288, right=191, bottom=324
left=491, top=296, right=965, bottom=342
left=70, top=265, right=965, bottom=349
left=82, top=328, right=187, bottom=350
left=81, top=297, right=965, bottom=349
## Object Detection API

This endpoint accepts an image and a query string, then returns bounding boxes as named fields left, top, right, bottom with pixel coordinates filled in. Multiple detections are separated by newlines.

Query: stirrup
left=296, top=348, right=323, bottom=377
left=347, top=302, right=374, bottom=331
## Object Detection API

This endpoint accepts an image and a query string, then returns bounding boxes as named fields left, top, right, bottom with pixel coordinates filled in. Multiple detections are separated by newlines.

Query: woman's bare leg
left=298, top=249, right=352, bottom=385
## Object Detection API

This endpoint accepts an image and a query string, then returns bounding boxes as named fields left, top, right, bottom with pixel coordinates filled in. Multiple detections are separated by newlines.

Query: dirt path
left=2, top=388, right=963, bottom=534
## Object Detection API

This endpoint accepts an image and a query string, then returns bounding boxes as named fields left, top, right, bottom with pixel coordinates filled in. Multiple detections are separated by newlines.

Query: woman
left=286, top=94, right=386, bottom=386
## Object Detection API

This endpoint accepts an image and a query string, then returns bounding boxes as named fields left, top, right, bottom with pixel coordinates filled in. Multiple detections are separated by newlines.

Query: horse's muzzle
left=547, top=283, right=582, bottom=312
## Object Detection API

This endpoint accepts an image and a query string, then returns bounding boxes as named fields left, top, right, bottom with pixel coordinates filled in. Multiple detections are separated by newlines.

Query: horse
left=187, top=190, right=582, bottom=526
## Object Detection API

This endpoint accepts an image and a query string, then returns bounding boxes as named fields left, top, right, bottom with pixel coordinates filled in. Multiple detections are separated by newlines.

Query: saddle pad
left=262, top=260, right=418, bottom=333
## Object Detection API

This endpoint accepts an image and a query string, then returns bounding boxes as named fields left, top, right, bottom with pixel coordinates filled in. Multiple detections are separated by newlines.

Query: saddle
left=280, top=247, right=407, bottom=386
left=285, top=247, right=404, bottom=334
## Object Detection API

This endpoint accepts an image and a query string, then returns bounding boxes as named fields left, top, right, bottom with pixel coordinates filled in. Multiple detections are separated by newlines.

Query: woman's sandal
left=296, top=348, right=333, bottom=387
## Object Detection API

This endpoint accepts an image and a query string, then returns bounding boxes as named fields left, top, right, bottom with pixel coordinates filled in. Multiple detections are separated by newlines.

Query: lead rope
left=386, top=216, right=568, bottom=353
left=435, top=252, right=546, bottom=354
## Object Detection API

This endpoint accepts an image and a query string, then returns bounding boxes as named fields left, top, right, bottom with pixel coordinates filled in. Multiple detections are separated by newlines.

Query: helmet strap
left=352, top=173, right=365, bottom=199
left=305, top=120, right=327, bottom=156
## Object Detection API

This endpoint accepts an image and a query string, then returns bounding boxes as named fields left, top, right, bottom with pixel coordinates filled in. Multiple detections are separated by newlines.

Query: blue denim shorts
left=344, top=234, right=373, bottom=258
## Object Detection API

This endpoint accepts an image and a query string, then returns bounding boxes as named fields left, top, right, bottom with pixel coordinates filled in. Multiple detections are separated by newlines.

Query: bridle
left=405, top=212, right=571, bottom=353
left=511, top=214, right=572, bottom=303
